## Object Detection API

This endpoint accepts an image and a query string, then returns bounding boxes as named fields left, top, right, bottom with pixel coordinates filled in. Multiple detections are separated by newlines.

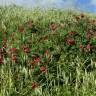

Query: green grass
left=0, top=6, right=96, bottom=96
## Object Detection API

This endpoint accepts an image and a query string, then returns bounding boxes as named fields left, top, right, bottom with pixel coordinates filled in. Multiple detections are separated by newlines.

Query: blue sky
left=0, top=0, right=96, bottom=13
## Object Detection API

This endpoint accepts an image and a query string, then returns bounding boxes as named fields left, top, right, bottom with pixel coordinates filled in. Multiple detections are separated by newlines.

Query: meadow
left=0, top=6, right=96, bottom=96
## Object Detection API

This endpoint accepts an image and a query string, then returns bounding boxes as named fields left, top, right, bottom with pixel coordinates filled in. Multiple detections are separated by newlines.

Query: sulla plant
left=40, top=66, right=46, bottom=72
left=32, top=82, right=39, bottom=89
left=86, top=43, right=92, bottom=51
left=23, top=47, right=30, bottom=53
left=10, top=48, right=17, bottom=53
left=50, top=22, right=57, bottom=31
left=11, top=55, right=17, bottom=61
left=79, top=43, right=84, bottom=49
left=67, top=39, right=75, bottom=45
left=18, top=26, right=24, bottom=32
left=0, top=55, right=3, bottom=63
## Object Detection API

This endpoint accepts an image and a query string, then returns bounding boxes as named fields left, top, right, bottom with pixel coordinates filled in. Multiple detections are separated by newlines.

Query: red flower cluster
left=80, top=13, right=85, bottom=18
left=32, top=82, right=39, bottom=89
left=34, top=57, right=41, bottom=63
left=68, top=31, right=76, bottom=36
left=75, top=16, right=80, bottom=21
left=0, top=55, right=3, bottom=63
left=18, top=26, right=24, bottom=32
left=67, top=39, right=75, bottom=45
left=45, top=50, right=50, bottom=55
left=11, top=55, right=17, bottom=61
left=40, top=66, right=46, bottom=72
left=75, top=13, right=85, bottom=21
left=79, top=43, right=92, bottom=51
left=86, top=43, right=92, bottom=51
left=23, top=47, right=30, bottom=53
left=79, top=43, right=83, bottom=49
left=10, top=48, right=17, bottom=53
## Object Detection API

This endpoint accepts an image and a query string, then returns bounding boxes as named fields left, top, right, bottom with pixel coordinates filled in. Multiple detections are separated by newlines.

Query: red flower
left=2, top=38, right=7, bottom=43
left=50, top=22, right=57, bottom=31
left=67, top=39, right=75, bottom=45
left=29, top=60, right=35, bottom=65
left=32, top=82, right=38, bottom=89
left=79, top=43, right=83, bottom=49
left=68, top=31, right=76, bottom=36
left=88, top=19, right=96, bottom=24
left=40, top=66, right=46, bottom=72
left=0, top=48, right=3, bottom=53
left=18, top=26, right=24, bottom=32
left=23, top=47, right=30, bottom=53
left=2, top=44, right=7, bottom=49
left=80, top=13, right=85, bottom=18
left=45, top=50, right=49, bottom=55
left=32, top=54, right=37, bottom=59
left=28, top=20, right=33, bottom=28
left=34, top=57, right=41, bottom=63
left=10, top=48, right=17, bottom=53
left=11, top=55, right=17, bottom=61
left=75, top=16, right=80, bottom=21
left=0, top=55, right=3, bottom=63
left=86, top=43, right=92, bottom=51
left=86, top=32, right=90, bottom=40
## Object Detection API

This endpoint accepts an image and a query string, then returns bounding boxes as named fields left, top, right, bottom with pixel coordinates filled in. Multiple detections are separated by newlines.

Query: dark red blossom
left=34, top=57, right=41, bottom=63
left=86, top=43, right=92, bottom=51
left=29, top=60, right=35, bottom=65
left=32, top=82, right=39, bottom=89
left=40, top=66, right=46, bottom=72
left=0, top=48, right=3, bottom=53
left=91, top=19, right=96, bottom=24
left=2, top=44, right=7, bottom=49
left=45, top=50, right=49, bottom=55
left=88, top=19, right=96, bottom=24
left=79, top=43, right=83, bottom=49
left=11, top=55, right=17, bottom=61
left=2, top=38, right=7, bottom=43
left=10, top=48, right=17, bottom=53
left=80, top=13, right=85, bottom=18
left=0, top=55, right=3, bottom=63
left=67, top=39, right=75, bottom=45
left=32, top=54, right=37, bottom=59
left=18, top=26, right=24, bottom=32
left=50, top=22, right=57, bottom=31
left=28, top=20, right=33, bottom=28
left=68, top=31, right=76, bottom=36
left=23, top=47, right=30, bottom=53
left=75, top=16, right=80, bottom=21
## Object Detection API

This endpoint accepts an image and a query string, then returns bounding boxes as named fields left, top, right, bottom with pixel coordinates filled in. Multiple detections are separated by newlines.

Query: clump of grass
left=0, top=6, right=96, bottom=96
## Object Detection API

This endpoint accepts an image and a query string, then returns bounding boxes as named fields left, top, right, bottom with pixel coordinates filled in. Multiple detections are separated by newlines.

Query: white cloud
left=35, top=0, right=76, bottom=9
left=91, top=0, right=96, bottom=5
left=0, top=0, right=76, bottom=8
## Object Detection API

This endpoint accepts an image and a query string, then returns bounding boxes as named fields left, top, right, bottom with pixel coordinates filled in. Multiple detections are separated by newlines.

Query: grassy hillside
left=0, top=6, right=96, bottom=96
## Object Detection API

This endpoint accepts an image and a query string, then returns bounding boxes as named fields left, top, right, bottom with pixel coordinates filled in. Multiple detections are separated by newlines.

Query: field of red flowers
left=0, top=7, right=96, bottom=96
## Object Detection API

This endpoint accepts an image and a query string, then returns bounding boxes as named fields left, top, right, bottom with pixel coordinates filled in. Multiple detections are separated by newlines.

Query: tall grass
left=0, top=6, right=96, bottom=96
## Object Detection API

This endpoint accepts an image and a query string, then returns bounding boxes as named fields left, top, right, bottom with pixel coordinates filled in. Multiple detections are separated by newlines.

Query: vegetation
left=0, top=6, right=96, bottom=96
